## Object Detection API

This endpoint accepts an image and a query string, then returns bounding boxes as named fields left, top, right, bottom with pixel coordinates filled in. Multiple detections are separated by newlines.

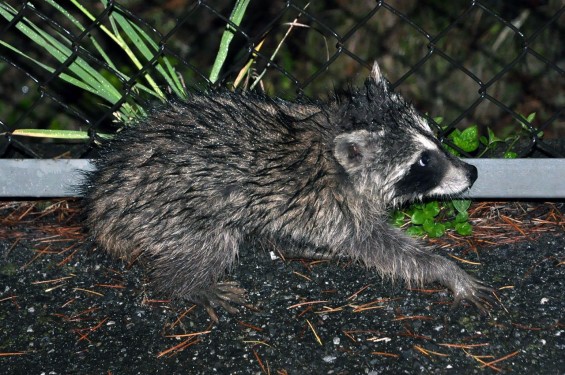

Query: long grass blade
left=209, top=0, right=250, bottom=83
left=45, top=0, right=118, bottom=72
left=0, top=41, right=94, bottom=95
left=0, top=4, right=119, bottom=102
left=129, top=21, right=187, bottom=99
left=68, top=0, right=165, bottom=100
left=36, top=0, right=161, bottom=105
left=12, top=129, right=113, bottom=140
left=11, top=129, right=90, bottom=140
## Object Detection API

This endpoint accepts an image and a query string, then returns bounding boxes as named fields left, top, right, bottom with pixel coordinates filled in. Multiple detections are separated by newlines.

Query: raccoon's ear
left=370, top=61, right=387, bottom=89
left=333, top=130, right=371, bottom=171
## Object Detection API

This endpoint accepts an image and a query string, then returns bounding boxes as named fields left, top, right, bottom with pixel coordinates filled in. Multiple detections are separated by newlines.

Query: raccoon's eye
left=418, top=151, right=431, bottom=167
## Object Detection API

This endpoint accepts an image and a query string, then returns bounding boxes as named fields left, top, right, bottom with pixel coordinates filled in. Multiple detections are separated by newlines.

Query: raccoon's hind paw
left=191, top=281, right=251, bottom=323
left=450, top=276, right=497, bottom=314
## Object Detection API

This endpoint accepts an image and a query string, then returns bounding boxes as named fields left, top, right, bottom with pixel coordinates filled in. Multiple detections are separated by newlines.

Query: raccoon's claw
left=449, top=277, right=496, bottom=314
left=192, top=281, right=250, bottom=323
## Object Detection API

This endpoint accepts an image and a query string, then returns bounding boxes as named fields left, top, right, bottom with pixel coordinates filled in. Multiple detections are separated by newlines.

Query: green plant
left=0, top=0, right=187, bottom=140
left=393, top=112, right=538, bottom=238
left=390, top=117, right=475, bottom=238
left=444, top=124, right=479, bottom=155
left=440, top=112, right=538, bottom=158
left=478, top=112, right=539, bottom=159
left=391, top=200, right=473, bottom=238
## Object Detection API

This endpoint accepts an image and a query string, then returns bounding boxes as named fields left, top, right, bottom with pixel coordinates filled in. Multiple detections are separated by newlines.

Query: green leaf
left=454, top=211, right=469, bottom=223
left=11, top=129, right=114, bottom=140
left=452, top=199, right=471, bottom=213
left=447, top=128, right=461, bottom=140
left=209, top=0, right=251, bottom=83
left=452, top=125, right=479, bottom=152
left=503, top=151, right=518, bottom=159
left=455, top=222, right=473, bottom=236
left=391, top=211, right=406, bottom=227
left=423, top=201, right=440, bottom=218
left=424, top=221, right=445, bottom=238
left=114, top=14, right=187, bottom=99
left=422, top=218, right=436, bottom=233
left=105, top=9, right=165, bottom=99
left=61, top=1, right=169, bottom=99
left=412, top=203, right=425, bottom=211
left=443, top=143, right=460, bottom=157
left=406, top=226, right=425, bottom=237
left=411, top=210, right=426, bottom=225
left=0, top=3, right=122, bottom=103
left=487, top=127, right=503, bottom=144
left=12, top=129, right=89, bottom=139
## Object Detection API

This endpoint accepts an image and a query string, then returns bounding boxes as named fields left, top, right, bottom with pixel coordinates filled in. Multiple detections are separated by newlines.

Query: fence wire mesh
left=0, top=0, right=563, bottom=159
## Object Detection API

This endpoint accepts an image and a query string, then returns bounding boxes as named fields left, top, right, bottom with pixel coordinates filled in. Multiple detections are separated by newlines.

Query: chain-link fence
left=0, top=0, right=563, bottom=159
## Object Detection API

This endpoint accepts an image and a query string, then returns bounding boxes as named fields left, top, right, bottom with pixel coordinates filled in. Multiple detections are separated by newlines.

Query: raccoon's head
left=333, top=62, right=477, bottom=207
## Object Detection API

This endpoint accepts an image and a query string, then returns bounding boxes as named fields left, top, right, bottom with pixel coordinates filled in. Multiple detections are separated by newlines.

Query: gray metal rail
left=462, top=159, right=565, bottom=199
left=0, top=159, right=564, bottom=198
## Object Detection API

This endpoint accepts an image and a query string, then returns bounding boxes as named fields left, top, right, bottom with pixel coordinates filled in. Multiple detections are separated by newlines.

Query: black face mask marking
left=394, top=150, right=447, bottom=197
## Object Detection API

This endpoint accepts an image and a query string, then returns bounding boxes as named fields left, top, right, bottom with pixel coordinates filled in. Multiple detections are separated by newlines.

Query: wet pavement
left=1, top=200, right=564, bottom=374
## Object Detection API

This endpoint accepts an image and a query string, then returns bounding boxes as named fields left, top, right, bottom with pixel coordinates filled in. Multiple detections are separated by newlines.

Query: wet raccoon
left=83, top=62, right=492, bottom=320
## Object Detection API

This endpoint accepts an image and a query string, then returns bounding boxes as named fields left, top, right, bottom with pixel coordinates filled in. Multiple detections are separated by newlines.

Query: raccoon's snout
left=394, top=150, right=479, bottom=201
left=437, top=159, right=478, bottom=197
left=466, top=163, right=478, bottom=187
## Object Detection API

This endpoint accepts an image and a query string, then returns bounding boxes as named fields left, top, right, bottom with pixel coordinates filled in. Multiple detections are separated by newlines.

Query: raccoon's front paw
left=445, top=269, right=496, bottom=315
left=190, top=281, right=250, bottom=323
left=448, top=274, right=496, bottom=314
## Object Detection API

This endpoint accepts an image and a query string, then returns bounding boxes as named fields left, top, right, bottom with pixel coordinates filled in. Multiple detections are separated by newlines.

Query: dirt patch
left=1, top=200, right=564, bottom=373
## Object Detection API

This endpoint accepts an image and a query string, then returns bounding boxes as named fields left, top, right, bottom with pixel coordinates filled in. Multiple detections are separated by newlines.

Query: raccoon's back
left=82, top=92, right=335, bottom=257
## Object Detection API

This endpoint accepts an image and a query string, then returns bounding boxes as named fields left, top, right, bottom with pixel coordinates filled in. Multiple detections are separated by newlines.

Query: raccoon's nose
left=467, top=164, right=478, bottom=185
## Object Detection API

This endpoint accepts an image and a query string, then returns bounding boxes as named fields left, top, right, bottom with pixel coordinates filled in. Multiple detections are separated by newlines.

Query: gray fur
left=82, top=62, right=492, bottom=317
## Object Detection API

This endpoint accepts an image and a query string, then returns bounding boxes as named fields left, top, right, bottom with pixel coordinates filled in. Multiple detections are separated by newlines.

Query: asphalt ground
left=1, top=200, right=564, bottom=374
